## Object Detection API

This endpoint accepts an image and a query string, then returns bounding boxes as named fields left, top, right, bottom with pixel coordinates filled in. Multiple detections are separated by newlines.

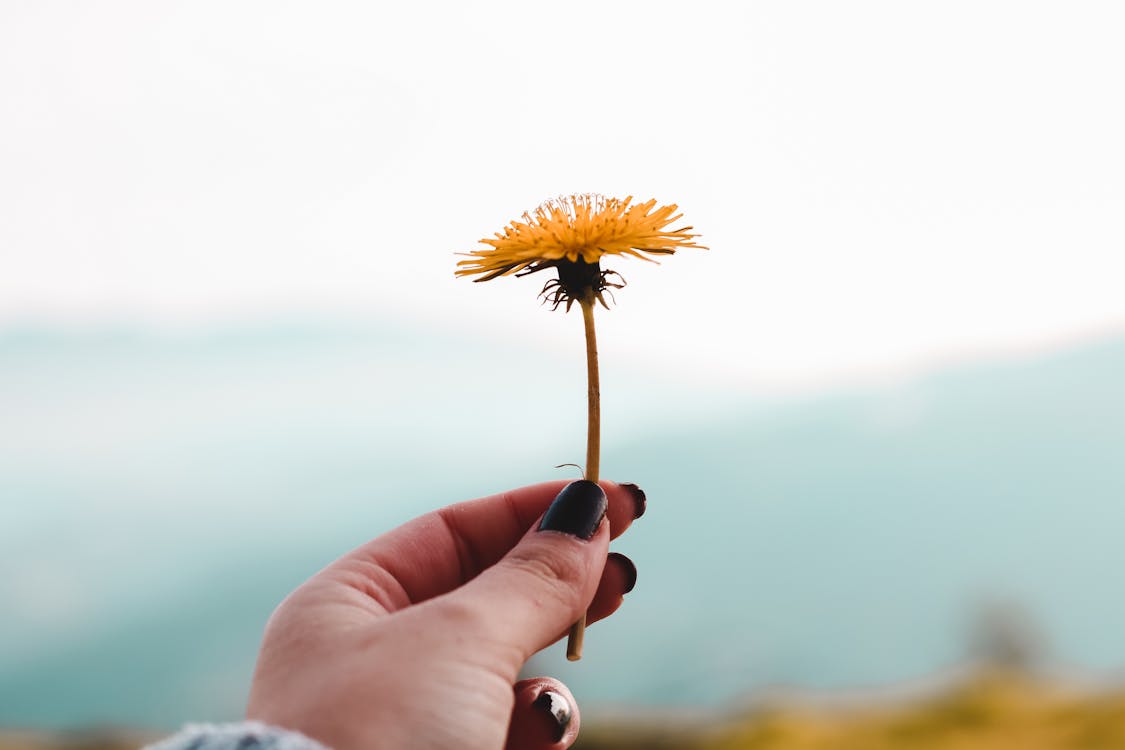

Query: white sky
left=2, top=1, right=1123, bottom=390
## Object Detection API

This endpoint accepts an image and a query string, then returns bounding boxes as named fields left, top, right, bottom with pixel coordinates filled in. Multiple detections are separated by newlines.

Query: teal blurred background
left=3, top=324, right=1124, bottom=728
left=2, top=0, right=1124, bottom=734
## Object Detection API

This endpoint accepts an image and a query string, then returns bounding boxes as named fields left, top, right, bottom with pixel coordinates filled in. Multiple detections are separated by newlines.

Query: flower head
left=457, top=194, right=705, bottom=310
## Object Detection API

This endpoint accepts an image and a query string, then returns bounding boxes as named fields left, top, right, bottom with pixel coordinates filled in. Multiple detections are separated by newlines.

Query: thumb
left=448, top=480, right=609, bottom=665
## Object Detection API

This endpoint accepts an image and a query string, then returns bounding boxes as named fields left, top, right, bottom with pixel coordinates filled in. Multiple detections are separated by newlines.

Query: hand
left=246, top=479, right=644, bottom=750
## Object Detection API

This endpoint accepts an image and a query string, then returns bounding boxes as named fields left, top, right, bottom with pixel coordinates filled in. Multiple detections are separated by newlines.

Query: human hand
left=246, top=479, right=644, bottom=750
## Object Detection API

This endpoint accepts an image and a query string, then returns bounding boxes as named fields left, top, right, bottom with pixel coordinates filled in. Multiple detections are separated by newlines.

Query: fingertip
left=508, top=678, right=580, bottom=750
left=539, top=480, right=608, bottom=540
left=600, top=480, right=646, bottom=539
left=608, top=551, right=638, bottom=594
left=617, top=482, right=647, bottom=520
left=586, top=551, right=637, bottom=625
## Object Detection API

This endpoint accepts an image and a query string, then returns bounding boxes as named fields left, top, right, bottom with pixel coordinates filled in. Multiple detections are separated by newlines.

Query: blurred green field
left=7, top=674, right=1125, bottom=750
left=578, top=674, right=1125, bottom=749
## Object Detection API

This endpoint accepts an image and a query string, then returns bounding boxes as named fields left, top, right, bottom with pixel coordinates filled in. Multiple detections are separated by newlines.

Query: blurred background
left=2, top=1, right=1124, bottom=747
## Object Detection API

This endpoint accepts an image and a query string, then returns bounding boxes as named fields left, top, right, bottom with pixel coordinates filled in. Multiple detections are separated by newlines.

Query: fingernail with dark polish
left=621, top=482, right=647, bottom=519
left=539, top=480, right=607, bottom=539
left=532, top=690, right=572, bottom=743
left=608, top=552, right=638, bottom=594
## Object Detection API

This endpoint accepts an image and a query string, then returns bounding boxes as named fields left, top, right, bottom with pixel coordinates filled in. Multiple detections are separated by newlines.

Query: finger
left=585, top=552, right=637, bottom=627
left=323, top=479, right=643, bottom=610
left=450, top=480, right=610, bottom=662
left=539, top=552, right=636, bottom=645
left=506, top=677, right=580, bottom=750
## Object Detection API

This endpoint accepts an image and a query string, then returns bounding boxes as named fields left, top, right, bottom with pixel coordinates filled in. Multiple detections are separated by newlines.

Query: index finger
left=321, top=480, right=643, bottom=611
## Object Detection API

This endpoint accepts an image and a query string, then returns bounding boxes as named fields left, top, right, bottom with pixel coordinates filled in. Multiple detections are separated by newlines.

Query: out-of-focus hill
left=2, top=325, right=1124, bottom=729
left=574, top=333, right=1125, bottom=706
left=0, top=730, right=156, bottom=750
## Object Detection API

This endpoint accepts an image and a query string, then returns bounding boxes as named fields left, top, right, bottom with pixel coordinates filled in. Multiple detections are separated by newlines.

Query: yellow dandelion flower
left=457, top=194, right=705, bottom=310
left=457, top=192, right=706, bottom=661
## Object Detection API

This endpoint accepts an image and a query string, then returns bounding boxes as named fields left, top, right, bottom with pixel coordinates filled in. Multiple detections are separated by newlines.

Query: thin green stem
left=567, top=294, right=601, bottom=661
left=580, top=295, right=601, bottom=484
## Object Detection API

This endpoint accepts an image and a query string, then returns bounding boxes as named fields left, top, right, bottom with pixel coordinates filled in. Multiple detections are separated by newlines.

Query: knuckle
left=429, top=593, right=489, bottom=629
left=505, top=547, right=589, bottom=601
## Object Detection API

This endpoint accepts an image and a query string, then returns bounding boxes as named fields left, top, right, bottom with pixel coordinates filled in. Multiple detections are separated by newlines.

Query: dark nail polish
left=608, top=552, right=637, bottom=594
left=621, top=482, right=647, bottom=519
left=532, top=690, right=572, bottom=742
left=539, top=480, right=607, bottom=539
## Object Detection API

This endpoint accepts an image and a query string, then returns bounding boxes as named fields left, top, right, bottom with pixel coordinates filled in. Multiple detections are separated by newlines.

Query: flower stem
left=580, top=295, right=601, bottom=485
left=567, top=294, right=601, bottom=661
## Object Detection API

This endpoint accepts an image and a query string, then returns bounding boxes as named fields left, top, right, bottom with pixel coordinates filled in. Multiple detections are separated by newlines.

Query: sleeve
left=142, top=722, right=331, bottom=750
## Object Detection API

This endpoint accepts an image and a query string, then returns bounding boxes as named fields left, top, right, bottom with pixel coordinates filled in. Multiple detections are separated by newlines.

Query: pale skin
left=246, top=480, right=641, bottom=750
